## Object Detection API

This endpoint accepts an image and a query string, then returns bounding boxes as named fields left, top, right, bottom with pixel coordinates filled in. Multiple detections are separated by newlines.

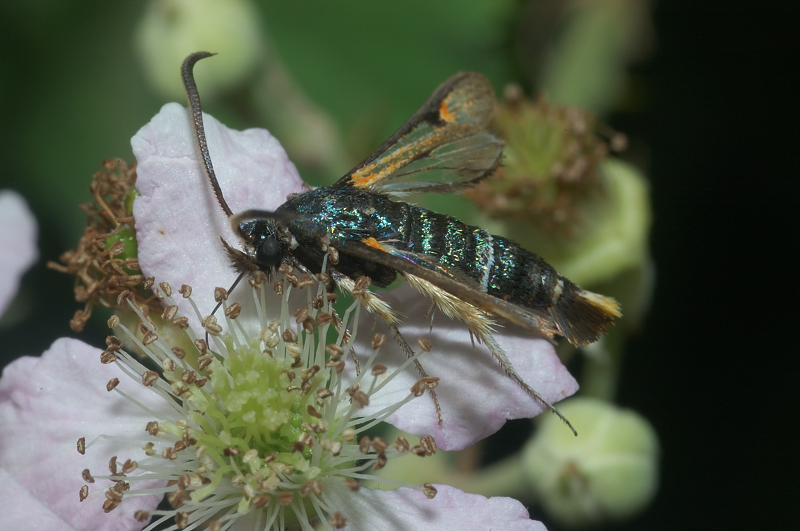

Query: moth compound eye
left=257, top=237, right=282, bottom=269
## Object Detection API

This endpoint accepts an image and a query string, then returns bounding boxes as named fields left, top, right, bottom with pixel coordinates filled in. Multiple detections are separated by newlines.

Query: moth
left=181, top=52, right=620, bottom=432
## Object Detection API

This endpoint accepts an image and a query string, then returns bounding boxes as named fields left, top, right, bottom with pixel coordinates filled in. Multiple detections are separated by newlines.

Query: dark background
left=1, top=1, right=797, bottom=529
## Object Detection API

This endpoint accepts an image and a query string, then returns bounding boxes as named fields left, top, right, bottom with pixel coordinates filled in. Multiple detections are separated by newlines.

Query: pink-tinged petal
left=0, top=190, right=37, bottom=316
left=345, top=285, right=578, bottom=451
left=324, top=482, right=547, bottom=531
left=0, top=338, right=168, bottom=531
left=132, top=103, right=305, bottom=333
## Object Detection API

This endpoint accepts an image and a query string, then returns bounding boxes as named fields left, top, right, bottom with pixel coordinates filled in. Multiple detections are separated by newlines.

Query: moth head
left=230, top=210, right=285, bottom=272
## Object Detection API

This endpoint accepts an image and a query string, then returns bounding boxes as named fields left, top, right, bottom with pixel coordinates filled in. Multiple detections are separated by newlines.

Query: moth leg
left=403, top=273, right=577, bottom=436
left=330, top=271, right=444, bottom=424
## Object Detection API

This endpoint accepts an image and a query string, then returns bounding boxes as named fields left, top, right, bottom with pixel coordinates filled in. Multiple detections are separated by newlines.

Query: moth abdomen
left=399, top=204, right=620, bottom=345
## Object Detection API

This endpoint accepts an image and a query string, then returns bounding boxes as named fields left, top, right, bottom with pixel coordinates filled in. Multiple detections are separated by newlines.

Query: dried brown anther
left=417, top=337, right=433, bottom=352
left=371, top=333, right=386, bottom=349
left=141, top=371, right=159, bottom=387
left=331, top=512, right=347, bottom=529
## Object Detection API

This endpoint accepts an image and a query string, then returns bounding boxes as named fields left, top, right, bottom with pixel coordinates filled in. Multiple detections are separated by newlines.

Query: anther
left=343, top=478, right=360, bottom=491
left=371, top=364, right=387, bottom=376
left=371, top=333, right=386, bottom=349
left=107, top=378, right=120, bottom=391
left=214, top=287, right=228, bottom=302
left=202, top=316, right=223, bottom=335
left=358, top=436, right=371, bottom=454
left=423, top=483, right=438, bottom=499
left=331, top=512, right=347, bottom=529
left=297, top=274, right=314, bottom=289
left=108, top=456, right=118, bottom=475
left=175, top=511, right=189, bottom=529
left=82, top=469, right=94, bottom=482
left=79, top=485, right=89, bottom=502
left=299, top=480, right=322, bottom=497
left=105, top=335, right=123, bottom=350
left=224, top=302, right=241, bottom=319
left=194, top=339, right=209, bottom=355
left=371, top=436, right=388, bottom=453
left=162, top=305, right=179, bottom=321
left=277, top=492, right=295, bottom=506
left=142, top=371, right=159, bottom=387
left=316, top=311, right=333, bottom=326
left=172, top=346, right=186, bottom=359
left=253, top=495, right=270, bottom=508
left=179, top=284, right=192, bottom=298
left=159, top=282, right=173, bottom=297
left=421, top=435, right=438, bottom=455
left=197, top=354, right=213, bottom=370
left=143, top=277, right=155, bottom=290
left=393, top=436, right=410, bottom=452
left=107, top=315, right=120, bottom=328
left=325, top=344, right=343, bottom=358
left=116, top=290, right=132, bottom=305
left=417, top=337, right=433, bottom=352
left=122, top=459, right=138, bottom=474
left=328, top=246, right=340, bottom=264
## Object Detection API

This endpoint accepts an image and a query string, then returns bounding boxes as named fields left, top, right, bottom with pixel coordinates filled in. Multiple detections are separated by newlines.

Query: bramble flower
left=0, top=190, right=37, bottom=317
left=0, top=102, right=579, bottom=531
left=0, top=275, right=549, bottom=530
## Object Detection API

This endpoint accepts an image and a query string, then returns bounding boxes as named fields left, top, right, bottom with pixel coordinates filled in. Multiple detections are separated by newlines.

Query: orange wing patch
left=439, top=100, right=456, bottom=123
left=361, top=237, right=387, bottom=251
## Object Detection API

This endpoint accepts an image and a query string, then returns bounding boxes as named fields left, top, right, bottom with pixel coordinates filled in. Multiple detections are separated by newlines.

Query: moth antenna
left=181, top=51, right=234, bottom=218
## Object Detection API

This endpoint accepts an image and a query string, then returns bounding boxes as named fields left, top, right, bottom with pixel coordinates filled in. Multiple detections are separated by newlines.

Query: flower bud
left=135, top=0, right=263, bottom=100
left=523, top=398, right=659, bottom=528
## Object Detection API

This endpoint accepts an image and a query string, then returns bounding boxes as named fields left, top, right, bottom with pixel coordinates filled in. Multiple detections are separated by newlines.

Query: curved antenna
left=181, top=52, right=234, bottom=217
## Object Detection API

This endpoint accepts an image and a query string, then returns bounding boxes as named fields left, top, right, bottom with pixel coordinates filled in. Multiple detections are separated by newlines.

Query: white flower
left=0, top=190, right=37, bottom=317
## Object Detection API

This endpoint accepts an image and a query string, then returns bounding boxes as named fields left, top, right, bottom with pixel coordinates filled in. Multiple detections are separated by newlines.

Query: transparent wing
left=334, top=72, right=502, bottom=194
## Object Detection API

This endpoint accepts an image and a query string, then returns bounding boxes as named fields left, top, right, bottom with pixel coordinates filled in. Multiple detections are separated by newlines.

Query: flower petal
left=132, top=102, right=305, bottom=333
left=0, top=190, right=37, bottom=317
left=345, top=285, right=578, bottom=451
left=324, top=482, right=547, bottom=531
left=0, top=338, right=168, bottom=530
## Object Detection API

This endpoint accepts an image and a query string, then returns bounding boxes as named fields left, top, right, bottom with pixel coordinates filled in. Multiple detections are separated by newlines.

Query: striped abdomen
left=393, top=202, right=621, bottom=345
left=400, top=204, right=558, bottom=310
